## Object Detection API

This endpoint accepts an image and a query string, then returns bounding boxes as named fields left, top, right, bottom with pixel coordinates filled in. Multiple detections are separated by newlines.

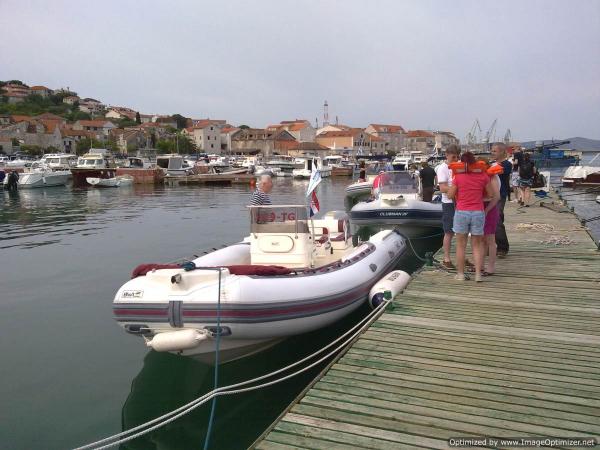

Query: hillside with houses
left=0, top=80, right=460, bottom=158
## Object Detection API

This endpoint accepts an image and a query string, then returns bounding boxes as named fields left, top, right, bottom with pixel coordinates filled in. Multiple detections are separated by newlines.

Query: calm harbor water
left=1, top=158, right=598, bottom=450
left=0, top=177, right=434, bottom=450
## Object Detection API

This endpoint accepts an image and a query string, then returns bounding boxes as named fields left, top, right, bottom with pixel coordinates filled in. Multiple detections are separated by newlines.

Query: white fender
left=146, top=329, right=209, bottom=352
left=368, top=270, right=411, bottom=309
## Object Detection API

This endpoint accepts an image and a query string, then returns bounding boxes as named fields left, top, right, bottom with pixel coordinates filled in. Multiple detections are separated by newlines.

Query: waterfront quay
left=253, top=197, right=600, bottom=449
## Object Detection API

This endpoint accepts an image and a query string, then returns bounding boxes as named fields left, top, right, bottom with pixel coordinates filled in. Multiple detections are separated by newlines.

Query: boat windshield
left=379, top=171, right=418, bottom=194
left=249, top=205, right=310, bottom=234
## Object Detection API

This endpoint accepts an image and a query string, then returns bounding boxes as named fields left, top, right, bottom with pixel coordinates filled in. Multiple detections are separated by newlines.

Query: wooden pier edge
left=252, top=195, right=600, bottom=450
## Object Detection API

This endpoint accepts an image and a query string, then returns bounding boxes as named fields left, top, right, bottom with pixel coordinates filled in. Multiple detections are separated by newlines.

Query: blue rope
left=203, top=268, right=222, bottom=450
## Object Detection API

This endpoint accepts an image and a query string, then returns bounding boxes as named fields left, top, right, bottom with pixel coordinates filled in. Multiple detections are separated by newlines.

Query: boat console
left=248, top=206, right=352, bottom=269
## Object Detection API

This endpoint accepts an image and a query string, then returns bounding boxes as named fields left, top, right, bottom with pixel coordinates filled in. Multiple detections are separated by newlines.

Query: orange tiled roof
left=30, top=85, right=50, bottom=91
left=11, top=115, right=32, bottom=122
left=406, top=130, right=435, bottom=138
left=77, top=120, right=115, bottom=127
left=369, top=124, right=405, bottom=133
left=317, top=130, right=357, bottom=138
left=288, top=123, right=308, bottom=131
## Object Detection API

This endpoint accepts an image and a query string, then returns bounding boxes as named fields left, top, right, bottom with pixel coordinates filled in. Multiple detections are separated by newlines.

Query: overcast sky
left=1, top=0, right=599, bottom=141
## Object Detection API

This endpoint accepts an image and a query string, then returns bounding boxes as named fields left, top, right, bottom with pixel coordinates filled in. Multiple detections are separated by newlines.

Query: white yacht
left=10, top=162, right=71, bottom=189
left=292, top=156, right=332, bottom=178
left=39, top=154, right=78, bottom=171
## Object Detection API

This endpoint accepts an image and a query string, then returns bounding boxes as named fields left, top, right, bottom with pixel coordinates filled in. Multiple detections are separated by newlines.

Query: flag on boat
left=309, top=190, right=320, bottom=217
left=306, top=169, right=322, bottom=197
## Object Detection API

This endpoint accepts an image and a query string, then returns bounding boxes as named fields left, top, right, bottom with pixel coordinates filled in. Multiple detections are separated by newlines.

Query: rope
left=402, top=231, right=444, bottom=263
left=75, top=293, right=394, bottom=450
left=538, top=235, right=574, bottom=246
left=202, top=269, right=222, bottom=450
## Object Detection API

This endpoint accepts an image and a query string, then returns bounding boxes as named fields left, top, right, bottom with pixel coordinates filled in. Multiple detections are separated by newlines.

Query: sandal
left=465, top=260, right=475, bottom=272
left=441, top=260, right=455, bottom=270
left=481, top=271, right=494, bottom=277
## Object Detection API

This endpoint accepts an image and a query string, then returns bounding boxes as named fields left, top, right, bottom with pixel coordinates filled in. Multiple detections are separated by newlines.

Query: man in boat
left=419, top=161, right=436, bottom=202
left=436, top=145, right=460, bottom=269
left=491, top=143, right=512, bottom=257
left=250, top=174, right=273, bottom=205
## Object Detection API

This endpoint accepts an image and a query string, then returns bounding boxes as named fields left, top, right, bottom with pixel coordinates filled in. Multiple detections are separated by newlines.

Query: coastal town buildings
left=405, top=130, right=436, bottom=153
left=433, top=130, right=460, bottom=151
left=284, top=141, right=331, bottom=157
left=316, top=128, right=386, bottom=156
left=105, top=106, right=137, bottom=121
left=29, top=86, right=53, bottom=97
left=78, top=98, right=105, bottom=115
left=230, top=128, right=296, bottom=157
left=365, top=124, right=406, bottom=152
left=183, top=120, right=224, bottom=153
left=267, top=120, right=316, bottom=142
left=72, top=119, right=116, bottom=139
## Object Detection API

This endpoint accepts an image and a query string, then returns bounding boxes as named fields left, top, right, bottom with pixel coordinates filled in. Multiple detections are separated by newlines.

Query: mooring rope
left=75, top=293, right=394, bottom=450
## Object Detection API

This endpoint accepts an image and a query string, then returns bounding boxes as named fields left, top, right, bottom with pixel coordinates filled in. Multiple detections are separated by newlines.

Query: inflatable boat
left=350, top=171, right=443, bottom=238
left=113, top=206, right=408, bottom=362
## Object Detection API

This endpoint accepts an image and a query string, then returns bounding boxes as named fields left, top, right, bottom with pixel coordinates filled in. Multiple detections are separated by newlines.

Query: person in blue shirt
left=491, top=143, right=512, bottom=257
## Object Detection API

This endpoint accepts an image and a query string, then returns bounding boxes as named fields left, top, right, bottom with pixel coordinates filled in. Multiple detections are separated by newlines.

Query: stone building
left=231, top=128, right=296, bottom=157
left=365, top=124, right=406, bottom=152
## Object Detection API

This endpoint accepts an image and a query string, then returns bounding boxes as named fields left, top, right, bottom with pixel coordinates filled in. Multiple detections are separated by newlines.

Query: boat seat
left=250, top=232, right=313, bottom=268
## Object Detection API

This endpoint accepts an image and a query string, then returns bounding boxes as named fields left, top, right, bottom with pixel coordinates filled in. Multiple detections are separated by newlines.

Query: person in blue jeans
left=447, top=152, right=498, bottom=282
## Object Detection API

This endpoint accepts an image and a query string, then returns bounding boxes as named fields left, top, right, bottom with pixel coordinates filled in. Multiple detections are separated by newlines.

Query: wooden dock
left=253, top=198, right=600, bottom=449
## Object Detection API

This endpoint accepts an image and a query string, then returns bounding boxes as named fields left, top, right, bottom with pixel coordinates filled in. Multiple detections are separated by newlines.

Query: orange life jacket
left=448, top=161, right=504, bottom=176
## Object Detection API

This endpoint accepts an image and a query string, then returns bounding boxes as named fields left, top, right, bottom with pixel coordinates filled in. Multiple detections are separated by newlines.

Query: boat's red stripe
left=114, top=286, right=368, bottom=319
left=114, top=309, right=168, bottom=316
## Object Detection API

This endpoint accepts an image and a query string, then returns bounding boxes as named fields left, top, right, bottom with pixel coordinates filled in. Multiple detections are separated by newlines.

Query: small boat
left=596, top=195, right=600, bottom=204
left=350, top=171, right=443, bottom=238
left=113, top=206, right=408, bottom=363
left=86, top=177, right=121, bottom=187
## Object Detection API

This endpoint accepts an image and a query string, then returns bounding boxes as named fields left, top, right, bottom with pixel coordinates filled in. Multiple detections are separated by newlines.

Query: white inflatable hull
left=113, top=230, right=407, bottom=361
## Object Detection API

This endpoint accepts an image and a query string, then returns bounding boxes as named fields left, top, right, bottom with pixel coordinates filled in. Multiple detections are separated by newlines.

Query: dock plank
left=252, top=197, right=600, bottom=449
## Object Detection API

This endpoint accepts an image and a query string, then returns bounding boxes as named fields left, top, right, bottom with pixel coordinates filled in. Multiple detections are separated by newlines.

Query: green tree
left=171, top=114, right=189, bottom=130
left=76, top=137, right=104, bottom=155
left=239, top=124, right=250, bottom=129
left=118, top=118, right=138, bottom=128
left=20, top=145, right=43, bottom=156
left=135, top=111, right=141, bottom=124
left=156, top=139, right=174, bottom=154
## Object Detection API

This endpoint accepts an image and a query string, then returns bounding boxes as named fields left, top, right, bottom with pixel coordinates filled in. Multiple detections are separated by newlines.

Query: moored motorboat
left=113, top=206, right=408, bottom=363
left=17, top=168, right=71, bottom=188
left=561, top=154, right=600, bottom=187
left=293, top=156, right=332, bottom=178
left=350, top=171, right=442, bottom=238
left=71, top=150, right=117, bottom=187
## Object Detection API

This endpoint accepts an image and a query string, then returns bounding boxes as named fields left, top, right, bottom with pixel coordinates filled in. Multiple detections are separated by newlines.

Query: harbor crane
left=482, top=119, right=497, bottom=145
left=466, top=119, right=482, bottom=146
left=504, top=129, right=512, bottom=144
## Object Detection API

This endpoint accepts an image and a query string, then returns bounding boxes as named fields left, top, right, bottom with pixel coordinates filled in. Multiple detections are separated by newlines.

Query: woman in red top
left=447, top=152, right=498, bottom=282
